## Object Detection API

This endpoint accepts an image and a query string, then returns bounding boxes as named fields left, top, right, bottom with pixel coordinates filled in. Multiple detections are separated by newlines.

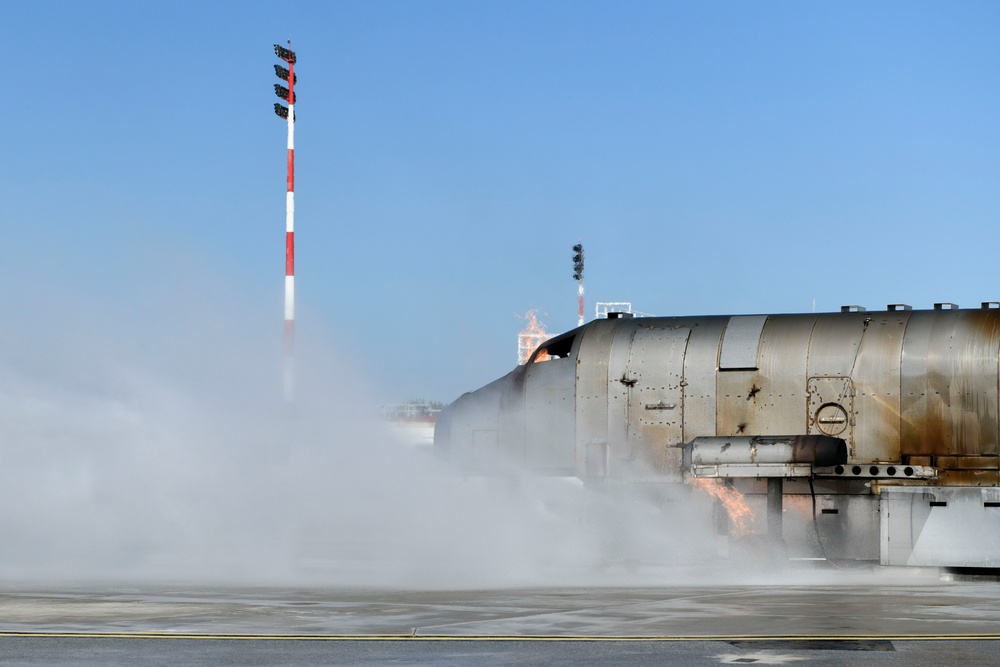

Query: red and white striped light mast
left=273, top=42, right=297, bottom=402
left=572, top=243, right=585, bottom=327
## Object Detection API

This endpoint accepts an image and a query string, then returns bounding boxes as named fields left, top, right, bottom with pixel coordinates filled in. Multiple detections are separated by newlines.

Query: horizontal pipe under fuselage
left=684, top=435, right=848, bottom=469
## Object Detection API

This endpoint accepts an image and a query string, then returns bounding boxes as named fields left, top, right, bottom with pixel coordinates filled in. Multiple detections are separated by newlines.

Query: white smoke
left=0, top=262, right=854, bottom=590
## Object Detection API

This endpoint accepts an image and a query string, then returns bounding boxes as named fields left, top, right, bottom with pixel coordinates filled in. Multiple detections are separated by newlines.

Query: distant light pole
left=273, top=42, right=297, bottom=402
left=572, top=243, right=585, bottom=327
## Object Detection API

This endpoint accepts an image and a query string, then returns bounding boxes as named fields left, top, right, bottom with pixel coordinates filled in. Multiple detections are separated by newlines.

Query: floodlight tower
left=572, top=243, right=584, bottom=327
left=273, top=42, right=297, bottom=402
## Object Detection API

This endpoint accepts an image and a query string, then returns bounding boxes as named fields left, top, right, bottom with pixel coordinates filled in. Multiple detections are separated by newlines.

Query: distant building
left=382, top=401, right=440, bottom=447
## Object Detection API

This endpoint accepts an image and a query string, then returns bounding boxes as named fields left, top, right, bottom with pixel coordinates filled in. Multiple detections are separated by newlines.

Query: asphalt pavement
left=1, top=569, right=999, bottom=665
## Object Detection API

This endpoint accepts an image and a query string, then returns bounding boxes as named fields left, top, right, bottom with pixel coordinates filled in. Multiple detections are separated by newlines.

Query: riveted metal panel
left=804, top=314, right=866, bottom=458
left=574, top=319, right=621, bottom=479
left=752, top=316, right=811, bottom=435
left=899, top=313, right=935, bottom=458
left=808, top=376, right=855, bottom=455
left=851, top=313, right=908, bottom=463
left=936, top=455, right=1000, bottom=469
left=524, top=354, right=577, bottom=471
left=606, top=320, right=640, bottom=479
left=716, top=369, right=758, bottom=436
left=682, top=317, right=727, bottom=439
left=441, top=374, right=508, bottom=469
left=901, top=311, right=1000, bottom=458
left=498, top=366, right=527, bottom=463
left=807, top=313, right=866, bottom=377
left=624, top=324, right=690, bottom=481
left=717, top=316, right=811, bottom=436
left=719, top=315, right=768, bottom=370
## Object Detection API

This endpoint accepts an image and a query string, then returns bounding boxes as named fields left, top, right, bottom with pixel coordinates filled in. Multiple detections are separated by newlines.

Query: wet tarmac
left=1, top=569, right=998, bottom=665
left=2, top=636, right=999, bottom=667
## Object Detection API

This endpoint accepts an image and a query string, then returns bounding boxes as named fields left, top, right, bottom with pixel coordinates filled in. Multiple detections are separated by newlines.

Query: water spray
left=572, top=243, right=584, bottom=327
left=273, top=42, right=297, bottom=402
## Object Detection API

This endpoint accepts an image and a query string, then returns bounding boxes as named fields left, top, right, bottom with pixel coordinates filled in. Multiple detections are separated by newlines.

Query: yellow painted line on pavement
left=1, top=632, right=999, bottom=642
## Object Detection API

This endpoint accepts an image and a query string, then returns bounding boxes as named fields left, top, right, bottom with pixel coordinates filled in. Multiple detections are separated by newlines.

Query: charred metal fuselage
left=435, top=306, right=1000, bottom=567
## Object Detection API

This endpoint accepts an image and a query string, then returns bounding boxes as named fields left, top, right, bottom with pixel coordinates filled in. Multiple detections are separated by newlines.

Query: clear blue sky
left=4, top=1, right=1000, bottom=404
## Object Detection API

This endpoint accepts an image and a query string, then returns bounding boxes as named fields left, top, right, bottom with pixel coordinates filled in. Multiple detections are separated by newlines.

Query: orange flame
left=690, top=478, right=758, bottom=537
left=517, top=310, right=550, bottom=365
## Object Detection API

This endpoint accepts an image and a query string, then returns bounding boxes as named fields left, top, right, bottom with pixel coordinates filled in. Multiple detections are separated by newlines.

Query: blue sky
left=4, top=1, right=1000, bottom=404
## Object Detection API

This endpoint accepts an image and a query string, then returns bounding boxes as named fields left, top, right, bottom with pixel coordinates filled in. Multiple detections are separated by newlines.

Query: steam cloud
left=0, top=269, right=802, bottom=590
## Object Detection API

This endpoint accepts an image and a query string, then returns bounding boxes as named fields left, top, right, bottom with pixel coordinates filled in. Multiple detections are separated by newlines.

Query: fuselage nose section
left=434, top=373, right=511, bottom=470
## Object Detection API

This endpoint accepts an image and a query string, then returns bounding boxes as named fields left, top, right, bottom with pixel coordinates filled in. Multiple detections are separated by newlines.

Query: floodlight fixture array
left=572, top=243, right=585, bottom=327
